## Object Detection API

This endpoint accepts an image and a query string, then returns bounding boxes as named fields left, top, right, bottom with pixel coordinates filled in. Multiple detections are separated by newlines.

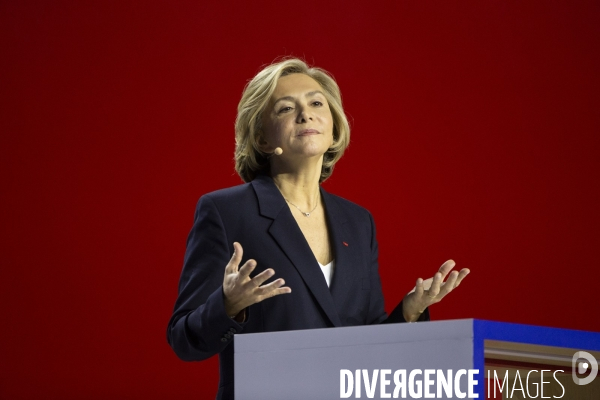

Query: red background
left=1, top=1, right=599, bottom=398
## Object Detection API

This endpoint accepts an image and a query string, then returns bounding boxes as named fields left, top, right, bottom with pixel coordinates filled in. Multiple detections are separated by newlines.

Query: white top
left=318, top=259, right=335, bottom=287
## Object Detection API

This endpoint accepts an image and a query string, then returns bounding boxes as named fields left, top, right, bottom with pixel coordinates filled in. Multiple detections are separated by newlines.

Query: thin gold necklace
left=284, top=192, right=320, bottom=217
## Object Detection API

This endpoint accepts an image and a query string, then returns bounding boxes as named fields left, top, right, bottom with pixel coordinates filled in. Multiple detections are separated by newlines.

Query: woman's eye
left=278, top=106, right=292, bottom=113
left=312, top=101, right=323, bottom=106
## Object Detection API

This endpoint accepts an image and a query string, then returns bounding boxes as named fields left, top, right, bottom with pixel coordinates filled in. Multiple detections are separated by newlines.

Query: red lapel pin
left=342, top=241, right=348, bottom=247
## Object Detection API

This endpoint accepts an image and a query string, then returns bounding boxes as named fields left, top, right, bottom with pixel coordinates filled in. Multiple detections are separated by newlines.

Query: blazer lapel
left=321, top=190, right=363, bottom=312
left=251, top=174, right=342, bottom=327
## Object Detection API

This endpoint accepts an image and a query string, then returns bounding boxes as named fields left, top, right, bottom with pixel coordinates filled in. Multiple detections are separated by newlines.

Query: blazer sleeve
left=166, top=195, right=247, bottom=361
left=365, top=211, right=430, bottom=325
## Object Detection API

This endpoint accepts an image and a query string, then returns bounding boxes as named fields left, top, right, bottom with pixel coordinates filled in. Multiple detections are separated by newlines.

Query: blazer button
left=224, top=333, right=232, bottom=339
left=229, top=328, right=237, bottom=333
left=220, top=338, right=227, bottom=342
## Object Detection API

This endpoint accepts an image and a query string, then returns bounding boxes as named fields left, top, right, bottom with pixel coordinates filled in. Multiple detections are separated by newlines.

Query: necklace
left=284, top=192, right=320, bottom=217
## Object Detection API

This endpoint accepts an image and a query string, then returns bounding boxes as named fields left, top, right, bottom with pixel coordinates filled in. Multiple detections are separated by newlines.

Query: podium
left=235, top=319, right=600, bottom=399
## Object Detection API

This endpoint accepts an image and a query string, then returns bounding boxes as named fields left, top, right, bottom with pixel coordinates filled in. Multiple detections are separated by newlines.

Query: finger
left=437, top=259, right=456, bottom=280
left=238, top=259, right=257, bottom=280
left=265, top=286, right=292, bottom=298
left=249, top=268, right=275, bottom=287
left=428, top=272, right=443, bottom=297
left=421, top=277, right=433, bottom=291
left=438, top=270, right=459, bottom=296
left=225, top=242, right=243, bottom=274
left=454, top=268, right=470, bottom=287
left=256, top=278, right=292, bottom=298
left=414, top=278, right=424, bottom=297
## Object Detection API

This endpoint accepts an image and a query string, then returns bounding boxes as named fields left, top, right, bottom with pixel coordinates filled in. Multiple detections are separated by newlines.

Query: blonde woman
left=167, top=58, right=469, bottom=399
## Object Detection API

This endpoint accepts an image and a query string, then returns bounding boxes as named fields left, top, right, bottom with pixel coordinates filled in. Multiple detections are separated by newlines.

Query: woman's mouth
left=297, top=129, right=320, bottom=136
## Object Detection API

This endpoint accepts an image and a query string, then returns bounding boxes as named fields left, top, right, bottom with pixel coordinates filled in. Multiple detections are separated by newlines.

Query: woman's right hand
left=223, top=242, right=291, bottom=318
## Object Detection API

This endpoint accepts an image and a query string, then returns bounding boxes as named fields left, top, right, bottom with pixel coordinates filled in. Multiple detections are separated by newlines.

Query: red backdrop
left=1, top=1, right=599, bottom=398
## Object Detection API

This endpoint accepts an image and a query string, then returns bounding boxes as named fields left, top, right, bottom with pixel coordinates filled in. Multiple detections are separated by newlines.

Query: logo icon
left=572, top=351, right=598, bottom=385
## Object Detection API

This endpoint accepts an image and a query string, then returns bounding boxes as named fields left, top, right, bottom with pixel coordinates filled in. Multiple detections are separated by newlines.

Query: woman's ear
left=256, top=133, right=273, bottom=153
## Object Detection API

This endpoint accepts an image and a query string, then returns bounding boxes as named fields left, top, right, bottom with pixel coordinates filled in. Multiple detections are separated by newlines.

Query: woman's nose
left=296, top=106, right=313, bottom=123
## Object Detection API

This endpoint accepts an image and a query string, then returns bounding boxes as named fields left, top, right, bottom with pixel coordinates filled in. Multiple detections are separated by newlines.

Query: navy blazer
left=167, top=174, right=429, bottom=399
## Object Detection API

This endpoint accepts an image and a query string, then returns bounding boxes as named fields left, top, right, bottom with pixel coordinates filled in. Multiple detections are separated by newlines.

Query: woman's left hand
left=402, top=260, right=470, bottom=322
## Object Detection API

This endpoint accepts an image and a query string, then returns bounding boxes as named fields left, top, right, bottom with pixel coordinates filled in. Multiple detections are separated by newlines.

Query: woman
left=167, top=58, right=469, bottom=399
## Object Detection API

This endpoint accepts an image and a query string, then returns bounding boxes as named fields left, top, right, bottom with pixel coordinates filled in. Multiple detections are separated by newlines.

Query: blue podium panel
left=234, top=319, right=600, bottom=399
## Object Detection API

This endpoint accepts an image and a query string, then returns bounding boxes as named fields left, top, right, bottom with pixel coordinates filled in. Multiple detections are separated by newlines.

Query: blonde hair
left=234, top=58, right=350, bottom=183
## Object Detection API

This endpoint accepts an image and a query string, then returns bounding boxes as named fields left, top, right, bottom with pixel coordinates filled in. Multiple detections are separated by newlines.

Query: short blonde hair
left=234, top=58, right=350, bottom=183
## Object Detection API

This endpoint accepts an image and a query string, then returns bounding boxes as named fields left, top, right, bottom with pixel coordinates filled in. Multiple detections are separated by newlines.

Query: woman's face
left=260, top=73, right=334, bottom=159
